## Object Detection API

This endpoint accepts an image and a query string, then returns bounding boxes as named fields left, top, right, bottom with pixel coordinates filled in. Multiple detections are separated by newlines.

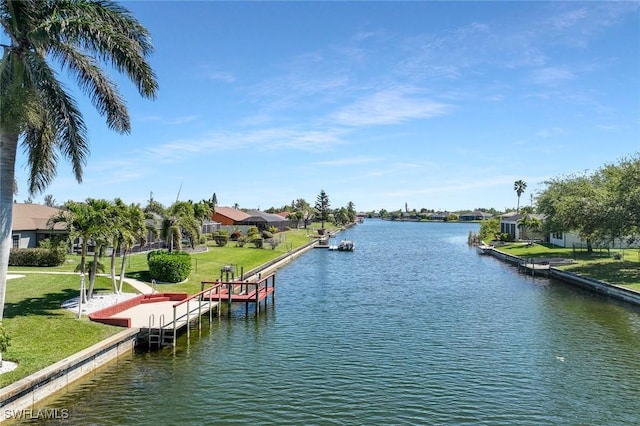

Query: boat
left=476, top=243, right=494, bottom=255
left=337, top=240, right=355, bottom=251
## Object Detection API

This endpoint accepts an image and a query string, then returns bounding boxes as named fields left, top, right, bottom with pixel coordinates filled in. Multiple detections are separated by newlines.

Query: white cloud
left=315, top=156, right=381, bottom=167
left=531, top=67, right=575, bottom=86
left=331, top=87, right=451, bottom=127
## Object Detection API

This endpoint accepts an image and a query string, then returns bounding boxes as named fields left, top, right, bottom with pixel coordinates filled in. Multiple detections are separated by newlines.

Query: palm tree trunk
left=0, top=130, right=19, bottom=322
left=88, top=250, right=99, bottom=299
left=118, top=248, right=128, bottom=294
left=80, top=240, right=88, bottom=303
left=110, top=246, right=118, bottom=293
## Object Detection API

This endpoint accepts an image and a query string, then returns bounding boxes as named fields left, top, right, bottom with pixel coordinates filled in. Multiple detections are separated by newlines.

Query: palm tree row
left=49, top=198, right=149, bottom=301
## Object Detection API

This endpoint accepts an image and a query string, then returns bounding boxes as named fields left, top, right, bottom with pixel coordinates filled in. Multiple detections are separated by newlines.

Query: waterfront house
left=238, top=210, right=291, bottom=231
left=499, top=212, right=545, bottom=241
left=459, top=211, right=493, bottom=221
left=211, top=206, right=251, bottom=225
left=11, top=203, right=66, bottom=249
left=549, top=230, right=639, bottom=249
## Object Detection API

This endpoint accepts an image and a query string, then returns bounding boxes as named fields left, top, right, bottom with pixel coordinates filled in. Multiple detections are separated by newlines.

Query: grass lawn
left=0, top=275, right=138, bottom=388
left=499, top=242, right=640, bottom=291
left=2, top=228, right=324, bottom=386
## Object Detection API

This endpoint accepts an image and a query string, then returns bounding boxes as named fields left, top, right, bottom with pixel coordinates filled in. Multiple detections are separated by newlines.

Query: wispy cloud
left=331, top=87, right=451, bottom=127
left=314, top=156, right=381, bottom=167
left=531, top=67, right=575, bottom=86
left=143, top=127, right=348, bottom=162
left=205, top=71, right=236, bottom=83
left=166, top=115, right=199, bottom=125
left=536, top=127, right=567, bottom=138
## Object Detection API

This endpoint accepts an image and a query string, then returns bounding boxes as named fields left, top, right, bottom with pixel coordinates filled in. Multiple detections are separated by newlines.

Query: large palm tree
left=0, top=0, right=158, bottom=321
left=514, top=180, right=527, bottom=213
left=111, top=200, right=146, bottom=294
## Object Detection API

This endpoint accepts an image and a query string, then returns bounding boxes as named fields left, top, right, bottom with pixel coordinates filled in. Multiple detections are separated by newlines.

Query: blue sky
left=13, top=1, right=640, bottom=212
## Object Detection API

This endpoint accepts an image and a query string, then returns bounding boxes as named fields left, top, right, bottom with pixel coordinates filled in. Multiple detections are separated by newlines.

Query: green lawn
left=1, top=228, right=324, bottom=386
left=499, top=242, right=640, bottom=290
left=0, top=275, right=137, bottom=388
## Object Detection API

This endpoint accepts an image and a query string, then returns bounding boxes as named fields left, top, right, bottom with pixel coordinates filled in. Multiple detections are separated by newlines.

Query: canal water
left=25, top=220, right=640, bottom=425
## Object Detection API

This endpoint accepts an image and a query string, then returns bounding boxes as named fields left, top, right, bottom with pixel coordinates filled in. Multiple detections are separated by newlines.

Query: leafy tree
left=0, top=0, right=158, bottom=321
left=514, top=180, right=527, bottom=213
left=334, top=207, right=349, bottom=226
left=315, top=190, right=330, bottom=229
left=294, top=198, right=313, bottom=229
left=346, top=201, right=356, bottom=223
left=478, top=217, right=501, bottom=243
left=537, top=173, right=606, bottom=253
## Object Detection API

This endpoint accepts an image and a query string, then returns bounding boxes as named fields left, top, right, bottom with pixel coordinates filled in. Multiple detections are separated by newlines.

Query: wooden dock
left=201, top=272, right=276, bottom=313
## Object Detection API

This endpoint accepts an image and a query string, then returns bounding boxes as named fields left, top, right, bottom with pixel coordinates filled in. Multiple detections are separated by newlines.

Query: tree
left=161, top=201, right=200, bottom=252
left=84, top=198, right=114, bottom=298
left=49, top=199, right=110, bottom=303
left=0, top=0, right=158, bottom=321
left=346, top=201, right=356, bottom=223
left=112, top=201, right=146, bottom=293
left=294, top=198, right=313, bottom=229
left=315, top=190, right=330, bottom=230
left=537, top=173, right=605, bottom=253
left=43, top=194, right=56, bottom=207
left=514, top=180, right=527, bottom=213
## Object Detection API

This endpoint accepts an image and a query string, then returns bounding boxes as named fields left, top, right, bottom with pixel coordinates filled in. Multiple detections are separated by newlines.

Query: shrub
left=252, top=238, right=264, bottom=249
left=247, top=226, right=259, bottom=239
left=237, top=236, right=247, bottom=247
left=8, top=248, right=66, bottom=267
left=267, top=238, right=280, bottom=250
left=261, top=230, right=273, bottom=239
left=148, top=251, right=192, bottom=283
left=612, top=252, right=623, bottom=260
left=268, top=226, right=278, bottom=234
left=500, top=233, right=515, bottom=242
left=230, top=228, right=242, bottom=241
left=147, top=249, right=166, bottom=262
left=214, top=235, right=229, bottom=247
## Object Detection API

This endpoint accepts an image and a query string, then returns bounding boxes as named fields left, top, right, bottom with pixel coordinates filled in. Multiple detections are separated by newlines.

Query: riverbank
left=486, top=247, right=640, bottom=306
left=0, top=229, right=334, bottom=420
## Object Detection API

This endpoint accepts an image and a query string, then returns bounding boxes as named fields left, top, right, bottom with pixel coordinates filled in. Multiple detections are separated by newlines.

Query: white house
left=550, top=231, right=639, bottom=249
left=499, top=212, right=545, bottom=241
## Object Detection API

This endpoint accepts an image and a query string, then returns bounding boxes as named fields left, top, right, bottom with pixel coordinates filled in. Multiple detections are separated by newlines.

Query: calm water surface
left=25, top=221, right=640, bottom=425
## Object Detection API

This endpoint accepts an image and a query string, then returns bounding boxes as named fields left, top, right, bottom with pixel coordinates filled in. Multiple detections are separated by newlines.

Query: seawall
left=487, top=248, right=640, bottom=307
left=0, top=328, right=138, bottom=421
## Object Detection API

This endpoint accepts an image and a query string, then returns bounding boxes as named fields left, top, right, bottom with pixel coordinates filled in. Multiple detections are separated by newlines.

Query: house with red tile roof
left=211, top=206, right=251, bottom=225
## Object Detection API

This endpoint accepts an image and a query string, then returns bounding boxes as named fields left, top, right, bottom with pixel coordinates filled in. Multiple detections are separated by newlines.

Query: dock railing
left=201, top=272, right=276, bottom=313
left=167, top=282, right=223, bottom=347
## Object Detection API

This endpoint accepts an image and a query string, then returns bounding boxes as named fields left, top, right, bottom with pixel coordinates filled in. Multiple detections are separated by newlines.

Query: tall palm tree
left=0, top=0, right=158, bottom=321
left=514, top=180, right=527, bottom=213
left=112, top=201, right=146, bottom=293
left=49, top=200, right=96, bottom=304
left=85, top=198, right=113, bottom=298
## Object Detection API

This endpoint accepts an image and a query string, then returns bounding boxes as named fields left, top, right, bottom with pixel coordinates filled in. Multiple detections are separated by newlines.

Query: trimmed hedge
left=148, top=251, right=192, bottom=283
left=9, top=248, right=66, bottom=267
